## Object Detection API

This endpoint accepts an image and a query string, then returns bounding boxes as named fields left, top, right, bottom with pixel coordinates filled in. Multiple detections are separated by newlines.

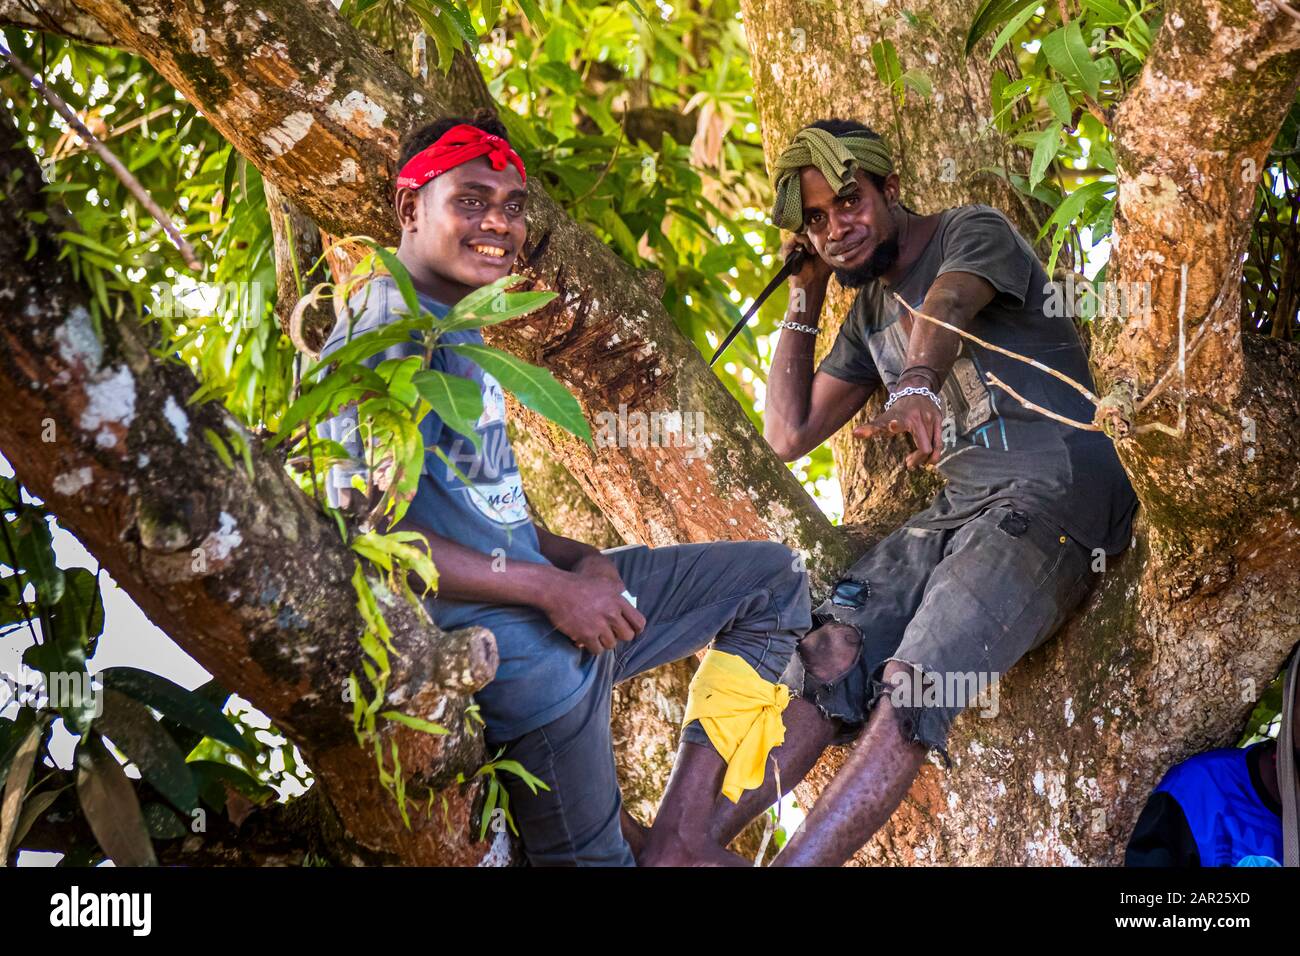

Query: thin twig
left=891, top=292, right=1100, bottom=404
left=753, top=755, right=783, bottom=867
left=1267, top=0, right=1300, bottom=24
left=52, top=105, right=174, bottom=157
left=569, top=111, right=628, bottom=208
left=984, top=372, right=1102, bottom=431
left=0, top=40, right=203, bottom=271
left=1135, top=247, right=1243, bottom=413
left=1175, top=261, right=1187, bottom=434
left=1132, top=420, right=1185, bottom=437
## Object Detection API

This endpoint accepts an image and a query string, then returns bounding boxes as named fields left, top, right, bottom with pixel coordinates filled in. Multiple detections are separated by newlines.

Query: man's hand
left=783, top=233, right=833, bottom=293
left=570, top=551, right=623, bottom=584
left=853, top=391, right=945, bottom=469
left=540, top=564, right=646, bottom=655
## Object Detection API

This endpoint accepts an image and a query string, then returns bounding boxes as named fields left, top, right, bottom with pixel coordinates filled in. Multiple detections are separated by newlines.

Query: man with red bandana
left=316, top=111, right=811, bottom=866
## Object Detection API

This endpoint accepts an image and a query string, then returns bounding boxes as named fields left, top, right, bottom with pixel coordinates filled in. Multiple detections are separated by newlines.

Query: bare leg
left=707, top=696, right=839, bottom=846
left=638, top=740, right=750, bottom=866
left=772, top=660, right=926, bottom=867
left=620, top=807, right=649, bottom=858
left=706, top=622, right=862, bottom=847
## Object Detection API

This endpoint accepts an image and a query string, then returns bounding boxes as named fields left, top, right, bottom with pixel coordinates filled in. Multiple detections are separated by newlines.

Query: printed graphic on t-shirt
left=462, top=474, right=530, bottom=525
left=478, top=372, right=506, bottom=428
left=440, top=372, right=530, bottom=528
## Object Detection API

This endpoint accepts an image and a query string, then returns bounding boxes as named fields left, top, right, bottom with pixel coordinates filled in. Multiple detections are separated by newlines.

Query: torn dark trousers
left=782, top=501, right=1094, bottom=764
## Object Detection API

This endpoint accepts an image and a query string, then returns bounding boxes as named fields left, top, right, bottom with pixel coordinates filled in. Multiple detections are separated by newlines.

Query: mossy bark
left=744, top=0, right=1300, bottom=864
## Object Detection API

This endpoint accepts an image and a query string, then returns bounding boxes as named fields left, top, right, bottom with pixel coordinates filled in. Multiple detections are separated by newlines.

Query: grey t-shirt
left=818, top=204, right=1137, bottom=554
left=317, top=276, right=595, bottom=741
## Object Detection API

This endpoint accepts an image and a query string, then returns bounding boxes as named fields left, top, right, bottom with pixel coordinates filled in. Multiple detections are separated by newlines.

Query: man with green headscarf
left=696, top=118, right=1138, bottom=866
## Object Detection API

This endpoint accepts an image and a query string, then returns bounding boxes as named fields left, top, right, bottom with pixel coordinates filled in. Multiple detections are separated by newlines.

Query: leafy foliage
left=5, top=0, right=1295, bottom=865
left=0, top=477, right=295, bottom=866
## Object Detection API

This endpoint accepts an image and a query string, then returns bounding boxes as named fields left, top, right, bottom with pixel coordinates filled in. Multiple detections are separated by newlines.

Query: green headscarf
left=770, top=127, right=895, bottom=233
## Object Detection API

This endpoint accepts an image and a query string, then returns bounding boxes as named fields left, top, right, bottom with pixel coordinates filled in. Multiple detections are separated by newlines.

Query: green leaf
left=425, top=0, right=478, bottom=45
left=514, top=0, right=549, bottom=31
left=360, top=240, right=421, bottom=319
left=41, top=567, right=105, bottom=662
left=23, top=568, right=103, bottom=731
left=155, top=679, right=233, bottom=756
left=488, top=758, right=550, bottom=794
left=870, top=39, right=903, bottom=101
left=1047, top=81, right=1073, bottom=126
left=411, top=369, right=484, bottom=449
left=75, top=733, right=157, bottom=867
left=302, top=317, right=430, bottom=380
left=965, top=0, right=1041, bottom=55
left=1029, top=123, right=1062, bottom=191
left=900, top=69, right=933, bottom=101
left=1042, top=22, right=1101, bottom=101
left=269, top=362, right=390, bottom=449
left=1037, top=179, right=1114, bottom=273
left=440, top=290, right=558, bottom=333
left=187, top=759, right=274, bottom=810
left=445, top=343, right=592, bottom=445
left=479, top=774, right=499, bottom=840
left=219, top=146, right=238, bottom=219
left=95, top=687, right=200, bottom=813
left=444, top=274, right=526, bottom=320
left=13, top=510, right=64, bottom=607
left=56, top=230, right=121, bottom=259
left=142, top=801, right=188, bottom=840
left=380, top=710, right=450, bottom=735
left=203, top=427, right=235, bottom=470
left=987, top=0, right=1042, bottom=59
left=352, top=529, right=439, bottom=595
left=0, top=475, right=20, bottom=510
left=1082, top=0, right=1128, bottom=25
left=99, top=667, right=253, bottom=757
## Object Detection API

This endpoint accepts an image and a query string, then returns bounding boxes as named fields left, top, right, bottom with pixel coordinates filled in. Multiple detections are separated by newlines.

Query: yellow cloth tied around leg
left=682, top=649, right=790, bottom=803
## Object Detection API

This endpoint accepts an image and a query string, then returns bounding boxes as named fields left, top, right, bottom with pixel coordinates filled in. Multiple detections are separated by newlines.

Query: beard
left=832, top=235, right=900, bottom=288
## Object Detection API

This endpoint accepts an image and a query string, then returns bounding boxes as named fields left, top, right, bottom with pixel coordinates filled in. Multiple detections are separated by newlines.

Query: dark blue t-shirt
left=317, top=276, right=595, bottom=741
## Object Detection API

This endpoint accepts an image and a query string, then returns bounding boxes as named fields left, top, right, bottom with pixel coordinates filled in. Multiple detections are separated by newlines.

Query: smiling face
left=799, top=166, right=902, bottom=288
left=395, top=155, right=528, bottom=300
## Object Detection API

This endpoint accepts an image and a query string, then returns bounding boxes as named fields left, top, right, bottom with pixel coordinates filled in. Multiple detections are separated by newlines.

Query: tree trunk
left=60, top=0, right=849, bottom=577
left=0, top=104, right=510, bottom=865
left=19, top=0, right=1296, bottom=865
left=741, top=0, right=1300, bottom=864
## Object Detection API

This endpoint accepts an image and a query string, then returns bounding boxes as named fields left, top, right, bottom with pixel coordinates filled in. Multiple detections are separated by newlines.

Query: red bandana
left=395, top=124, right=527, bottom=192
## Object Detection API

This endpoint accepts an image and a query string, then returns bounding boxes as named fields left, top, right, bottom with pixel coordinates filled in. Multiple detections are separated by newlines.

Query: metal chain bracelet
left=883, top=385, right=943, bottom=413
left=777, top=320, right=819, bottom=335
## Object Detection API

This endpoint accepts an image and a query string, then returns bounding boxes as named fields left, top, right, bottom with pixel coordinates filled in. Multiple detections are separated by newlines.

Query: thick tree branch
left=63, top=0, right=846, bottom=574
left=1093, top=0, right=1300, bottom=557
left=0, top=0, right=114, bottom=46
left=0, top=101, right=504, bottom=865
